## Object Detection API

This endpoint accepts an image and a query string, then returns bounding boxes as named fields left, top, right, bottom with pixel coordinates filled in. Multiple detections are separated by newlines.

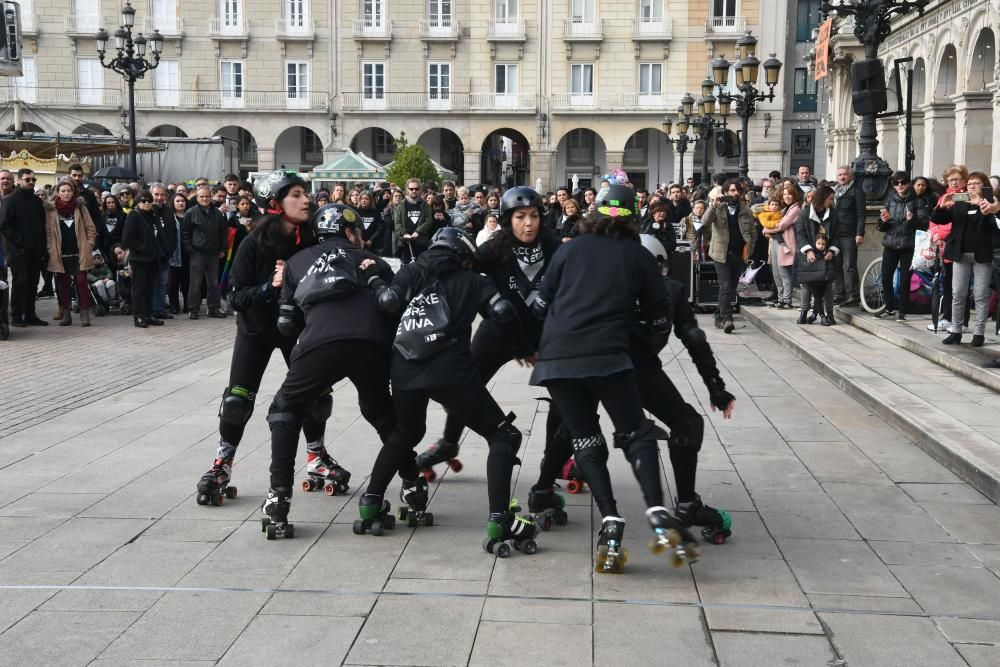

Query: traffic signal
left=851, top=59, right=887, bottom=116
left=0, top=1, right=22, bottom=77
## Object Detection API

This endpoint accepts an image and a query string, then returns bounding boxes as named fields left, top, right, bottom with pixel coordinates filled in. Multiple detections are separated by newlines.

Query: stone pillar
left=876, top=117, right=899, bottom=172
left=463, top=150, right=480, bottom=187
left=257, top=148, right=275, bottom=172
left=908, top=112, right=925, bottom=177
left=921, top=102, right=955, bottom=178
left=952, top=91, right=994, bottom=169
left=605, top=150, right=624, bottom=176
left=992, top=91, right=1000, bottom=175
left=528, top=150, right=555, bottom=192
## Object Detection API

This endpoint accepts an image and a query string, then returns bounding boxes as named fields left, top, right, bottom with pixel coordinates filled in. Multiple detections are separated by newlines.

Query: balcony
left=550, top=92, right=683, bottom=112
left=275, top=17, right=315, bottom=40
left=633, top=17, right=672, bottom=40
left=0, top=86, right=121, bottom=107
left=420, top=17, right=459, bottom=41
left=64, top=13, right=101, bottom=37
left=564, top=17, right=603, bottom=41
left=131, top=89, right=329, bottom=112
left=352, top=16, right=392, bottom=40
left=142, top=16, right=184, bottom=38
left=486, top=18, right=525, bottom=41
left=705, top=16, right=748, bottom=37
left=209, top=17, right=249, bottom=39
left=339, top=92, right=536, bottom=113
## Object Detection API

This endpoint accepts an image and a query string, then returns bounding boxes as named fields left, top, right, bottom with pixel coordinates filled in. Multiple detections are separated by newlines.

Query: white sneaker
left=928, top=319, right=951, bottom=332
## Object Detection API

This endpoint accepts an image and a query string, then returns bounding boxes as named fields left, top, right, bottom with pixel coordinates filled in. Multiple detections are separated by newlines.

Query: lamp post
left=661, top=106, right=692, bottom=185
left=710, top=32, right=782, bottom=180
left=96, top=1, right=162, bottom=178
left=821, top=0, right=929, bottom=200
left=670, top=83, right=729, bottom=186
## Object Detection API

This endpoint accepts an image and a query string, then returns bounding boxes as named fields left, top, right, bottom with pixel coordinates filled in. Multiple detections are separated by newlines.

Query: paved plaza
left=1, top=301, right=1000, bottom=666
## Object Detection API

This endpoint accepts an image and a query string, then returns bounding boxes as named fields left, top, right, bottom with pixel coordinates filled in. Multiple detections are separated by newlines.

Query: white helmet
left=639, top=234, right=668, bottom=264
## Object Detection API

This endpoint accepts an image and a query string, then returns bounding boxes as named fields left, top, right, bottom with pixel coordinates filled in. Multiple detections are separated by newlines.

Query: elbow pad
left=650, top=310, right=672, bottom=335
left=488, top=294, right=518, bottom=324
left=277, top=304, right=304, bottom=337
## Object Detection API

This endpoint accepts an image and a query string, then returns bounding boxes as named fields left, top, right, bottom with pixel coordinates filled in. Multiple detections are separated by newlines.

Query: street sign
left=814, top=19, right=832, bottom=81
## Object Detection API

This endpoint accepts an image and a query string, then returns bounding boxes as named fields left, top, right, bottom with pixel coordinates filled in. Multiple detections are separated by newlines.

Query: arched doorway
left=924, top=45, right=958, bottom=175
left=935, top=44, right=958, bottom=97
left=481, top=128, right=530, bottom=188
left=73, top=123, right=112, bottom=135
left=351, top=127, right=396, bottom=164
left=417, top=129, right=464, bottom=183
left=968, top=29, right=996, bottom=91
left=275, top=126, right=325, bottom=172
left=147, top=124, right=188, bottom=138
left=215, top=125, right=258, bottom=178
left=555, top=129, right=605, bottom=191
left=622, top=128, right=673, bottom=191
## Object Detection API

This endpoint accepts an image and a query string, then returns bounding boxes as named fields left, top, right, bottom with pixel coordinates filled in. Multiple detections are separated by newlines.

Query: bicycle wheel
left=860, top=257, right=885, bottom=314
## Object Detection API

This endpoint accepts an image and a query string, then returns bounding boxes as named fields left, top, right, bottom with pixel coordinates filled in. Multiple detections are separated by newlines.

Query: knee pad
left=219, top=385, right=255, bottom=428
left=266, top=401, right=303, bottom=432
left=305, top=391, right=333, bottom=424
left=667, top=405, right=704, bottom=453
left=571, top=433, right=609, bottom=467
left=488, top=412, right=522, bottom=460
left=614, top=418, right=667, bottom=463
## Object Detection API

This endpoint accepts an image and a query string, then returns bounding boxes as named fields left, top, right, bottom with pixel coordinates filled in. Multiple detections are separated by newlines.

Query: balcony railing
left=340, top=92, right=536, bottom=112
left=210, top=17, right=249, bottom=38
left=64, top=13, right=101, bottom=36
left=275, top=17, right=315, bottom=38
left=633, top=16, right=672, bottom=39
left=0, top=86, right=121, bottom=107
left=352, top=17, right=392, bottom=39
left=564, top=17, right=603, bottom=40
left=487, top=18, right=525, bottom=41
left=132, top=89, right=329, bottom=111
left=143, top=16, right=184, bottom=37
left=550, top=92, right=683, bottom=111
left=706, top=16, right=747, bottom=34
left=420, top=17, right=459, bottom=39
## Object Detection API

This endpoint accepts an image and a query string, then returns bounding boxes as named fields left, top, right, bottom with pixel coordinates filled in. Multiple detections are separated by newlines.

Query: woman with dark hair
left=45, top=179, right=98, bottom=326
left=166, top=192, right=190, bottom=314
left=356, top=190, right=387, bottom=255
left=763, top=183, right=803, bottom=309
left=876, top=172, right=928, bottom=321
left=102, top=194, right=124, bottom=253
left=121, top=191, right=167, bottom=328
left=701, top=178, right=758, bottom=333
left=795, top=184, right=840, bottom=326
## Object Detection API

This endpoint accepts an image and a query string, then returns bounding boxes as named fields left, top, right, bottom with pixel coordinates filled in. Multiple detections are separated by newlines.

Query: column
left=528, top=150, right=555, bottom=193
left=876, top=117, right=899, bottom=172
left=909, top=112, right=925, bottom=177
left=256, top=148, right=275, bottom=172
left=952, top=91, right=994, bottom=169
left=604, top=151, right=625, bottom=178
left=921, top=102, right=955, bottom=177
left=463, top=150, right=480, bottom=187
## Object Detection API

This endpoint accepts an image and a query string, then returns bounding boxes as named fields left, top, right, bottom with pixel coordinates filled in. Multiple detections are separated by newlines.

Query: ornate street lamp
left=662, top=106, right=693, bottom=184
left=668, top=91, right=728, bottom=186
left=822, top=0, right=929, bottom=200
left=96, top=1, right=162, bottom=178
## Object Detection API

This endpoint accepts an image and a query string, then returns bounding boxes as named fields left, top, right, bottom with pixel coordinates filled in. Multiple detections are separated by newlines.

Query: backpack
left=393, top=280, right=455, bottom=360
left=293, top=247, right=359, bottom=307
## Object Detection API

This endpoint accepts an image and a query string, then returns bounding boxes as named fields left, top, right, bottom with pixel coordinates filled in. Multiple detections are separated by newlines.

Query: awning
left=310, top=149, right=386, bottom=185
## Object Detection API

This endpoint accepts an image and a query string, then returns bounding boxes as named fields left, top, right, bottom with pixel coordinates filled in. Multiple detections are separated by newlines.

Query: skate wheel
left=397, top=507, right=408, bottom=521
left=261, top=517, right=270, bottom=532
left=523, top=540, right=538, bottom=555
left=266, top=524, right=277, bottom=540
left=324, top=484, right=337, bottom=497
left=196, top=494, right=209, bottom=506
left=407, top=513, right=418, bottom=528
left=352, top=519, right=365, bottom=535
left=371, top=520, right=384, bottom=537
left=284, top=524, right=295, bottom=539
left=669, top=551, right=685, bottom=568
left=226, top=486, right=238, bottom=499
left=483, top=538, right=495, bottom=554
left=423, top=513, right=434, bottom=527
left=554, top=511, right=568, bottom=526
left=211, top=493, right=224, bottom=507
left=301, top=480, right=312, bottom=492
left=649, top=538, right=667, bottom=555
left=567, top=480, right=581, bottom=494
left=422, top=468, right=437, bottom=483
left=496, top=543, right=511, bottom=558
left=540, top=515, right=553, bottom=532
left=707, top=529, right=726, bottom=545
left=448, top=459, right=463, bottom=473
left=383, top=515, right=396, bottom=530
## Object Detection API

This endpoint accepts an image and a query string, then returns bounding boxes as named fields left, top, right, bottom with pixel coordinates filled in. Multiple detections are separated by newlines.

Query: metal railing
left=275, top=17, right=315, bottom=37
left=352, top=17, right=392, bottom=38
left=132, top=89, right=329, bottom=110
left=705, top=16, right=747, bottom=33
left=486, top=17, right=525, bottom=40
left=634, top=16, right=673, bottom=38
left=419, top=17, right=459, bottom=39
left=209, top=17, right=250, bottom=38
left=142, top=16, right=184, bottom=36
left=564, top=17, right=603, bottom=39
left=340, top=92, right=536, bottom=112
left=550, top=92, right=683, bottom=110
left=0, top=86, right=121, bottom=107
left=64, top=13, right=101, bottom=35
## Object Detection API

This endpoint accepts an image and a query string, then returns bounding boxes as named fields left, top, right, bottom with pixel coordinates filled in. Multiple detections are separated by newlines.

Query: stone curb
left=743, top=306, right=1000, bottom=505
left=833, top=307, right=1000, bottom=394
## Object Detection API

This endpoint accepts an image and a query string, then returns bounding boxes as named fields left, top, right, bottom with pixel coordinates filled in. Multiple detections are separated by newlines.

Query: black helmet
left=311, top=203, right=360, bottom=241
left=595, top=184, right=637, bottom=224
left=429, top=227, right=477, bottom=261
left=254, top=169, right=307, bottom=210
left=499, top=186, right=544, bottom=226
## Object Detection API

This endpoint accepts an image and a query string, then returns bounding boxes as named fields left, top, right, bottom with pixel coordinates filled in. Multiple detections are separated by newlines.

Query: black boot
left=942, top=332, right=962, bottom=345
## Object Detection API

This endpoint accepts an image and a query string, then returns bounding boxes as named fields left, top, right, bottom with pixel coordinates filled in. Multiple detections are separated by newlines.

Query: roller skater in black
left=260, top=487, right=294, bottom=540
left=595, top=516, right=627, bottom=574
left=353, top=494, right=396, bottom=536
left=195, top=170, right=330, bottom=507
left=397, top=477, right=434, bottom=527
left=530, top=184, right=698, bottom=571
left=484, top=500, right=539, bottom=557
left=527, top=486, right=567, bottom=532
left=263, top=202, right=397, bottom=539
left=360, top=227, right=536, bottom=553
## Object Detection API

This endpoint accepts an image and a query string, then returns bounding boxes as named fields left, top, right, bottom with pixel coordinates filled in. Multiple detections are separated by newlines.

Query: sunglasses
left=22, top=177, right=36, bottom=182
left=892, top=180, right=909, bottom=186
left=138, top=199, right=153, bottom=204
left=407, top=187, right=419, bottom=192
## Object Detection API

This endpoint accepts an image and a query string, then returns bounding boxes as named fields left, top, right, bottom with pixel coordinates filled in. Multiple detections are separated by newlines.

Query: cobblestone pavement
left=1, top=302, right=999, bottom=666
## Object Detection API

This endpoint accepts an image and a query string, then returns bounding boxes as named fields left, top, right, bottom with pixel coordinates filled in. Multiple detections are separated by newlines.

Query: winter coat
left=449, top=201, right=482, bottom=230
left=878, top=189, right=926, bottom=250
left=392, top=198, right=436, bottom=239
left=702, top=200, right=758, bottom=264
left=931, top=200, right=1000, bottom=264
left=0, top=187, right=47, bottom=257
left=833, top=180, right=867, bottom=238
left=795, top=204, right=840, bottom=282
left=356, top=207, right=388, bottom=256
left=44, top=198, right=98, bottom=273
left=182, top=204, right=228, bottom=255
left=121, top=208, right=168, bottom=264
left=766, top=203, right=800, bottom=268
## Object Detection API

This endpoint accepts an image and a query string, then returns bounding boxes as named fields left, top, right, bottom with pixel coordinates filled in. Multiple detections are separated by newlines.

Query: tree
left=385, top=131, right=439, bottom=188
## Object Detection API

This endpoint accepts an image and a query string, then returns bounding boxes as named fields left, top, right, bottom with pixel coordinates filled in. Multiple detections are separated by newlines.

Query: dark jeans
left=188, top=252, right=220, bottom=312
left=713, top=256, right=741, bottom=321
left=881, top=247, right=914, bottom=314
left=130, top=260, right=157, bottom=321
left=168, top=261, right=190, bottom=311
left=834, top=235, right=859, bottom=300
left=153, top=266, right=168, bottom=315
left=9, top=253, right=42, bottom=321
left=56, top=270, right=91, bottom=310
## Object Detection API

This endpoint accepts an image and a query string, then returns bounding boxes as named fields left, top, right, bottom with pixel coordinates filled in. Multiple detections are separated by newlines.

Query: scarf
left=834, top=180, right=852, bottom=202
left=512, top=242, right=546, bottom=304
left=55, top=197, right=76, bottom=217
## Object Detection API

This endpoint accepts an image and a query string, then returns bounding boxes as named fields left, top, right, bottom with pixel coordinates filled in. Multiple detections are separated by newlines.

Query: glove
left=277, top=303, right=304, bottom=337
left=705, top=377, right=734, bottom=411
left=360, top=261, right=381, bottom=286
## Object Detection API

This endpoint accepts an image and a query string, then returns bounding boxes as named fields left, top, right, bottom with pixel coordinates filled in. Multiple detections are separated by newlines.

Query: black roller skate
left=483, top=502, right=538, bottom=558
left=416, top=438, right=463, bottom=482
left=528, top=486, right=568, bottom=531
left=260, top=487, right=294, bottom=540
left=595, top=516, right=628, bottom=574
left=301, top=449, right=351, bottom=496
left=675, top=494, right=732, bottom=545
left=353, top=494, right=396, bottom=536
left=646, top=506, right=700, bottom=567
left=560, top=457, right=587, bottom=494
left=196, top=457, right=237, bottom=506
left=397, top=478, right=434, bottom=527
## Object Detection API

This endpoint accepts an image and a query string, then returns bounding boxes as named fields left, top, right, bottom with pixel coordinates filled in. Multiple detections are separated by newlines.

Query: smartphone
left=952, top=193, right=970, bottom=202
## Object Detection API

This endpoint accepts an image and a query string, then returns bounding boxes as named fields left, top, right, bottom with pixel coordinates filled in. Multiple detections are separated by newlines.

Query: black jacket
left=0, top=187, right=47, bottom=256
left=534, top=233, right=672, bottom=367
left=795, top=205, right=839, bottom=283
left=932, top=201, right=1000, bottom=264
left=640, top=216, right=678, bottom=256
left=878, top=189, right=927, bottom=250
left=357, top=207, right=388, bottom=255
left=281, top=235, right=394, bottom=359
left=182, top=204, right=228, bottom=255
left=834, top=180, right=867, bottom=238
left=121, top=208, right=167, bottom=263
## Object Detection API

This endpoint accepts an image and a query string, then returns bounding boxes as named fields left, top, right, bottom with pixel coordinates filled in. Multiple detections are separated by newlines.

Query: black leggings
left=130, top=260, right=157, bottom=321
left=168, top=261, right=190, bottom=311
left=881, top=247, right=914, bottom=314
left=367, top=383, right=515, bottom=515
left=268, top=340, right=395, bottom=489
left=547, top=370, right=664, bottom=517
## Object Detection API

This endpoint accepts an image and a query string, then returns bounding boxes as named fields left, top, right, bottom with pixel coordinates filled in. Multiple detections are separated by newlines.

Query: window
left=712, top=0, right=736, bottom=17
left=571, top=0, right=595, bottom=21
left=285, top=0, right=308, bottom=30
left=155, top=60, right=180, bottom=107
left=220, top=0, right=242, bottom=30
left=73, top=0, right=99, bottom=32
left=428, top=0, right=452, bottom=27
left=363, top=0, right=385, bottom=27
left=566, top=129, right=593, bottom=165
left=221, top=60, right=244, bottom=108
left=13, top=57, right=36, bottom=103
left=571, top=63, right=594, bottom=104
left=639, top=0, right=662, bottom=19
left=796, top=0, right=821, bottom=41
left=495, top=63, right=518, bottom=107
left=362, top=61, right=385, bottom=109
left=624, top=131, right=648, bottom=165
left=76, top=57, right=103, bottom=105
left=302, top=128, right=323, bottom=163
left=238, top=127, right=257, bottom=162
left=793, top=67, right=818, bottom=112
left=639, top=63, right=661, bottom=96
left=286, top=62, right=309, bottom=108
left=152, top=0, right=177, bottom=33
left=428, top=62, right=451, bottom=110
left=494, top=0, right=517, bottom=19
left=373, top=129, right=394, bottom=158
